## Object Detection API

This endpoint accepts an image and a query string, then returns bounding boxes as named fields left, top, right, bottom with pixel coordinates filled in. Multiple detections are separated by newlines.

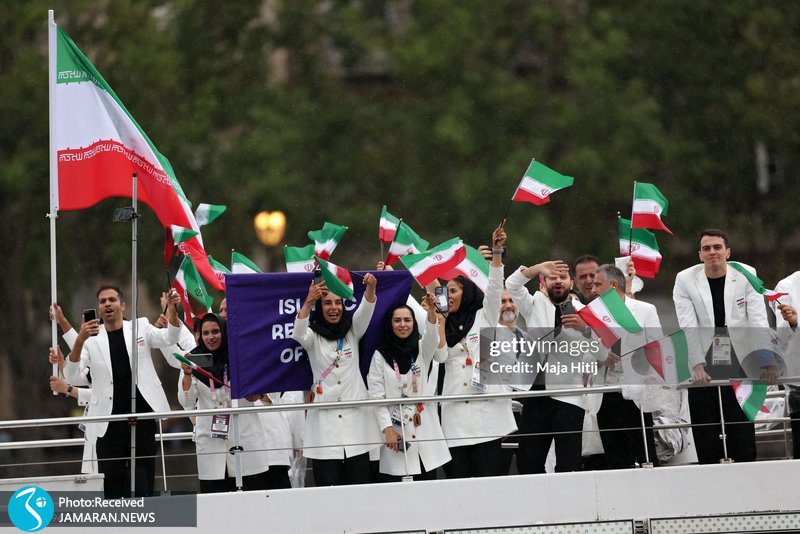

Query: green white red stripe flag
left=172, top=255, right=213, bottom=328
left=207, top=255, right=230, bottom=288
left=577, top=288, right=643, bottom=348
left=194, top=203, right=226, bottom=227
left=511, top=160, right=574, bottom=206
left=728, top=262, right=788, bottom=302
left=314, top=256, right=355, bottom=301
left=285, top=244, right=317, bottom=273
left=308, top=222, right=347, bottom=260
left=170, top=225, right=198, bottom=244
left=439, top=245, right=490, bottom=292
left=385, top=220, right=429, bottom=265
left=618, top=217, right=662, bottom=278
left=52, top=25, right=222, bottom=290
left=379, top=205, right=400, bottom=243
left=231, top=251, right=262, bottom=274
left=731, top=380, right=768, bottom=422
left=400, top=238, right=467, bottom=287
left=631, top=182, right=672, bottom=234
left=644, top=330, right=691, bottom=384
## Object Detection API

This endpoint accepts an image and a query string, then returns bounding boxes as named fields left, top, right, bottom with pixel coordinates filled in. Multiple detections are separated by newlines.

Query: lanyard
left=315, top=339, right=344, bottom=395
left=392, top=356, right=418, bottom=396
left=209, top=365, right=229, bottom=407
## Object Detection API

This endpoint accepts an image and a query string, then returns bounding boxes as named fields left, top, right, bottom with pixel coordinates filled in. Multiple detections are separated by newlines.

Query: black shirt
left=707, top=275, right=726, bottom=328
left=107, top=328, right=153, bottom=415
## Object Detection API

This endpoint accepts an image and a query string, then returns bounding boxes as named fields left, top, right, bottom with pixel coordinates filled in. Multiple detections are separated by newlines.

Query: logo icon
left=541, top=188, right=550, bottom=196
left=665, top=356, right=674, bottom=364
left=8, top=486, right=54, bottom=532
left=602, top=315, right=611, bottom=323
left=433, top=254, right=443, bottom=261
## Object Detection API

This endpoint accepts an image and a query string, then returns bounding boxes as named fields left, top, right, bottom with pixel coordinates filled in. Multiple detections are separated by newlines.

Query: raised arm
left=352, top=273, right=378, bottom=339
left=293, top=281, right=326, bottom=349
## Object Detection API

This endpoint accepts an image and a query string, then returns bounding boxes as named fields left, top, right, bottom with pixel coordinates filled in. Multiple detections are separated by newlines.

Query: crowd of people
left=47, top=227, right=800, bottom=497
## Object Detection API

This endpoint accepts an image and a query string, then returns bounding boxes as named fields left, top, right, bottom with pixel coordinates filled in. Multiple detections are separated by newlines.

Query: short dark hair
left=571, top=254, right=600, bottom=277
left=699, top=228, right=729, bottom=248
left=96, top=285, right=125, bottom=302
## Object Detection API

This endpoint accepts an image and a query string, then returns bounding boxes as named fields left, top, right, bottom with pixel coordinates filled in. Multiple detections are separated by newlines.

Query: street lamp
left=254, top=211, right=287, bottom=271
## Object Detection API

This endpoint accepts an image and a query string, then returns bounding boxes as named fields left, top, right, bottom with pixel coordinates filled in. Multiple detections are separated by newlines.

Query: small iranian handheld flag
left=314, top=256, right=355, bottom=301
left=731, top=380, right=768, bottom=422
left=308, top=222, right=347, bottom=260
left=173, top=255, right=213, bottom=328
left=194, top=203, right=227, bottom=227
left=577, top=289, right=643, bottom=348
left=439, top=245, right=490, bottom=292
left=644, top=331, right=691, bottom=384
left=379, top=205, right=400, bottom=243
left=631, top=182, right=672, bottom=234
left=173, top=353, right=223, bottom=386
left=400, top=238, right=467, bottom=287
left=728, top=262, right=788, bottom=302
left=231, top=251, right=262, bottom=274
left=285, top=244, right=317, bottom=273
left=207, top=255, right=231, bottom=288
left=170, top=225, right=198, bottom=244
left=618, top=217, right=662, bottom=278
left=511, top=160, right=574, bottom=206
left=385, top=221, right=429, bottom=265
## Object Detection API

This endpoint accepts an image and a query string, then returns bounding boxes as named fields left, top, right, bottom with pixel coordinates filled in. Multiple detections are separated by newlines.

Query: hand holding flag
left=173, top=353, right=225, bottom=387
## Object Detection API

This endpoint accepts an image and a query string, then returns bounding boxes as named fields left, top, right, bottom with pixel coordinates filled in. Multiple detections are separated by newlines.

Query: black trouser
left=312, top=452, right=371, bottom=486
left=198, top=469, right=271, bottom=493
left=379, top=464, right=439, bottom=483
left=517, top=395, right=584, bottom=474
left=689, top=385, right=756, bottom=463
left=264, top=465, right=292, bottom=490
left=790, top=411, right=800, bottom=460
left=596, top=392, right=658, bottom=469
left=96, top=419, right=156, bottom=498
left=444, top=438, right=506, bottom=478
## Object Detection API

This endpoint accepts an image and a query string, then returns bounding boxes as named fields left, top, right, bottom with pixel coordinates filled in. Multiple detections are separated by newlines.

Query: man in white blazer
left=673, top=229, right=776, bottom=463
left=592, top=264, right=662, bottom=468
left=771, top=272, right=800, bottom=459
left=505, top=260, right=606, bottom=474
left=65, top=285, right=182, bottom=497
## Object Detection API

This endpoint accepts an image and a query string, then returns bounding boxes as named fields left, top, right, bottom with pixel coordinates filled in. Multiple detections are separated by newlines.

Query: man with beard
left=505, top=261, right=604, bottom=474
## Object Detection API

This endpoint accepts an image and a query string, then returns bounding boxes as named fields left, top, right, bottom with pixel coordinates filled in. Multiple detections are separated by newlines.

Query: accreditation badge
left=711, top=336, right=732, bottom=366
left=211, top=414, right=230, bottom=439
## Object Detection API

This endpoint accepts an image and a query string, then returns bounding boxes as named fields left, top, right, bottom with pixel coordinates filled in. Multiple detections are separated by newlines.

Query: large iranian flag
left=315, top=256, right=355, bottom=301
left=577, top=289, right=643, bottom=348
left=172, top=255, right=213, bottom=329
left=379, top=205, right=400, bottom=243
left=308, top=222, right=347, bottom=261
left=728, top=262, right=788, bottom=302
left=400, top=238, right=467, bottom=287
left=285, top=244, right=316, bottom=273
left=51, top=24, right=223, bottom=290
left=511, top=160, right=574, bottom=206
left=731, top=380, right=768, bottom=422
left=618, top=217, right=662, bottom=278
left=385, top=221, right=429, bottom=265
left=644, top=330, right=691, bottom=384
left=631, top=182, right=672, bottom=234
left=439, top=245, right=490, bottom=292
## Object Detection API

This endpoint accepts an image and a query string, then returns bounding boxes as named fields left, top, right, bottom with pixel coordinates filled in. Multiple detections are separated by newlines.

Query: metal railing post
left=718, top=385, right=732, bottom=464
left=639, top=403, right=653, bottom=468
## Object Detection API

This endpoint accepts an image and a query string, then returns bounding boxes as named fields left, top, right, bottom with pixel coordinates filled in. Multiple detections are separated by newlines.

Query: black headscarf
left=190, top=313, right=228, bottom=387
left=309, top=295, right=353, bottom=340
left=378, top=304, right=420, bottom=374
left=444, top=276, right=484, bottom=347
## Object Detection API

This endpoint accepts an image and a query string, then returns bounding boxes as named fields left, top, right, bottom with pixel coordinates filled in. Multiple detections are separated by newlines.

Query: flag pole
left=130, top=172, right=139, bottom=497
left=628, top=181, right=636, bottom=256
left=48, top=10, right=59, bottom=389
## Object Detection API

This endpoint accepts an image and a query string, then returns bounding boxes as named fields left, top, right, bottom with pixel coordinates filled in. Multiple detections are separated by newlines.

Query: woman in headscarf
left=292, top=273, right=381, bottom=486
left=367, top=294, right=450, bottom=480
left=178, top=313, right=271, bottom=493
left=435, top=227, right=517, bottom=478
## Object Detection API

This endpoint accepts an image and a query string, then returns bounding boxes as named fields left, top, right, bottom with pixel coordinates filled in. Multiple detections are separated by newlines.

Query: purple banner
left=226, top=270, right=413, bottom=398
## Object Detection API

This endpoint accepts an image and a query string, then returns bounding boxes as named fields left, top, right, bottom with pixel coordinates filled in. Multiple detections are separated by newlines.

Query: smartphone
left=558, top=300, right=575, bottom=316
left=82, top=308, right=99, bottom=336
left=187, top=353, right=213, bottom=368
left=313, top=267, right=323, bottom=286
left=434, top=286, right=449, bottom=313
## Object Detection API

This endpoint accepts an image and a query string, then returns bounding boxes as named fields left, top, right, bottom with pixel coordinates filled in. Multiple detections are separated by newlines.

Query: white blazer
left=177, top=373, right=271, bottom=480
left=505, top=267, right=605, bottom=410
left=435, top=265, right=517, bottom=447
left=292, top=299, right=382, bottom=460
left=673, top=264, right=773, bottom=375
left=257, top=394, right=293, bottom=468
left=367, top=319, right=451, bottom=476
left=64, top=319, right=180, bottom=444
left=773, top=271, right=800, bottom=380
